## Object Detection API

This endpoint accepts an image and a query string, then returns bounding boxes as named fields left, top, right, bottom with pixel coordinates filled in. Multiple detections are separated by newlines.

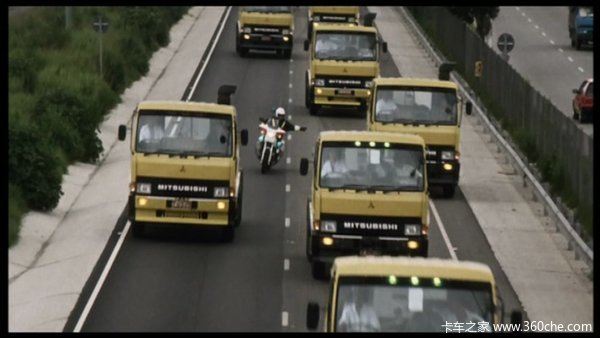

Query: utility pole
left=65, top=6, right=72, bottom=29
left=92, top=15, right=109, bottom=78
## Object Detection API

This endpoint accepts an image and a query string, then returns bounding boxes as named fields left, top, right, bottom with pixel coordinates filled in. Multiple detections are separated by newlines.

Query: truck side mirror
left=572, top=88, right=581, bottom=95
left=304, top=39, right=309, bottom=51
left=118, top=125, right=127, bottom=141
left=381, top=41, right=388, bottom=53
left=465, top=102, right=472, bottom=115
left=306, top=302, right=320, bottom=330
left=300, top=158, right=309, bottom=176
left=240, top=129, right=248, bottom=146
left=217, top=85, right=237, bottom=105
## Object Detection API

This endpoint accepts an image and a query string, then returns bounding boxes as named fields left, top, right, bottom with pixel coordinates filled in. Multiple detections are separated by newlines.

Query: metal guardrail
left=396, top=7, right=593, bottom=269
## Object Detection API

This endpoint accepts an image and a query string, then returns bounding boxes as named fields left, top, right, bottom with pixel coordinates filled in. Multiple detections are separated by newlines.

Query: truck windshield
left=315, top=32, right=377, bottom=61
left=242, top=6, right=291, bottom=14
left=319, top=143, right=424, bottom=191
left=136, top=111, right=232, bottom=157
left=335, top=277, right=494, bottom=332
left=374, top=87, right=458, bottom=125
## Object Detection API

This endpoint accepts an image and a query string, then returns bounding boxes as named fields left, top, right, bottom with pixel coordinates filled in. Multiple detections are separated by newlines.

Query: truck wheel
left=222, top=226, right=234, bottom=242
left=442, top=184, right=456, bottom=198
left=234, top=174, right=243, bottom=227
left=309, top=103, right=320, bottom=116
left=311, top=261, right=328, bottom=280
left=572, top=103, right=579, bottom=120
left=283, top=49, right=292, bottom=59
left=575, top=39, right=582, bottom=50
left=131, top=221, right=145, bottom=238
left=305, top=74, right=311, bottom=109
left=306, top=202, right=312, bottom=262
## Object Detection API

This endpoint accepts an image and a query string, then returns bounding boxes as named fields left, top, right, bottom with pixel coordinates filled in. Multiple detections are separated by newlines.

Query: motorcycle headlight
left=214, top=187, right=229, bottom=198
left=404, top=224, right=421, bottom=236
left=243, top=27, right=251, bottom=33
left=315, top=78, right=325, bottom=87
left=282, top=29, right=290, bottom=35
left=136, top=183, right=151, bottom=194
left=365, top=80, right=373, bottom=88
left=441, top=150, right=455, bottom=160
left=321, top=220, right=337, bottom=232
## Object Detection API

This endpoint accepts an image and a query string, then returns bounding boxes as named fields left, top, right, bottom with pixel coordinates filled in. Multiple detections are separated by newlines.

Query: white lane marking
left=534, top=25, right=539, bottom=30
left=578, top=67, right=584, bottom=73
left=289, top=83, right=293, bottom=89
left=558, top=48, right=564, bottom=53
left=289, top=70, right=293, bottom=75
left=288, top=98, right=293, bottom=104
left=541, top=32, right=546, bottom=37
left=285, top=217, right=290, bottom=227
left=288, top=134, right=292, bottom=141
left=527, top=18, right=532, bottom=23
left=286, top=184, right=290, bottom=192
left=521, top=12, right=526, bottom=17
left=286, top=157, right=291, bottom=165
left=550, top=40, right=555, bottom=45
left=282, top=311, right=289, bottom=327
left=284, top=258, right=290, bottom=271
left=429, top=200, right=458, bottom=261
left=567, top=56, right=574, bottom=62
left=74, top=221, right=132, bottom=331
left=288, top=115, right=292, bottom=120
left=187, top=7, right=232, bottom=101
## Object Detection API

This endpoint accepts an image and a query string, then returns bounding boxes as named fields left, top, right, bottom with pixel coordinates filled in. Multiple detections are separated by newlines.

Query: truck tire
left=442, top=184, right=456, bottom=198
left=234, top=182, right=243, bottom=227
left=311, top=261, right=328, bottom=280
left=283, top=49, right=292, bottom=59
left=222, top=226, right=234, bottom=242
left=131, top=221, right=145, bottom=238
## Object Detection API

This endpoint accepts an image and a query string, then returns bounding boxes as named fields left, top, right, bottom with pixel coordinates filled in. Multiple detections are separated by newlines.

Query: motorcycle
left=256, top=117, right=286, bottom=174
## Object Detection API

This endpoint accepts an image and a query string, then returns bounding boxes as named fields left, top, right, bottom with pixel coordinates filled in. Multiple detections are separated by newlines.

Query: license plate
left=359, top=248, right=381, bottom=256
left=337, top=88, right=353, bottom=95
left=171, top=199, right=192, bottom=210
left=261, top=36, right=271, bottom=41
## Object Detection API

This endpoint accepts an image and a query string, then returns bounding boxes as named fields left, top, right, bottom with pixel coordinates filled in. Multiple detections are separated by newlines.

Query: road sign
left=497, top=33, right=515, bottom=53
left=92, top=15, right=109, bottom=33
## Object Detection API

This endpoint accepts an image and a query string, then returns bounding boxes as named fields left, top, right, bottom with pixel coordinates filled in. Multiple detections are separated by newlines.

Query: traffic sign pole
left=92, top=16, right=109, bottom=78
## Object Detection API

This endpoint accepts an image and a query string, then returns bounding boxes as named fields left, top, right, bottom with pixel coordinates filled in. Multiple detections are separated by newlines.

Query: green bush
left=9, top=183, right=27, bottom=247
left=9, top=112, right=65, bottom=211
left=8, top=48, right=42, bottom=93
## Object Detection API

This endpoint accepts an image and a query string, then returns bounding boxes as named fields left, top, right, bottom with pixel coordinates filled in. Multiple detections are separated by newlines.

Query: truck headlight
left=243, top=27, right=251, bottom=33
left=313, top=15, right=320, bottom=22
left=214, top=187, right=229, bottom=198
left=315, top=78, right=325, bottom=87
left=365, top=80, right=373, bottom=88
left=347, top=16, right=356, bottom=23
left=282, top=29, right=290, bottom=35
left=137, top=183, right=151, bottom=194
left=404, top=224, right=421, bottom=236
left=321, top=220, right=337, bottom=232
left=441, top=150, right=455, bottom=160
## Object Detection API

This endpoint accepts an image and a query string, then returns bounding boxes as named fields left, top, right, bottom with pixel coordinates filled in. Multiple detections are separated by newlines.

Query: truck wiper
left=328, top=184, right=369, bottom=192
left=178, top=151, right=224, bottom=158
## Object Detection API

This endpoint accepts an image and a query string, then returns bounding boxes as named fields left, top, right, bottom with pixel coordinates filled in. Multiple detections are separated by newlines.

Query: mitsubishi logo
left=180, top=165, right=186, bottom=173
left=368, top=201, right=375, bottom=209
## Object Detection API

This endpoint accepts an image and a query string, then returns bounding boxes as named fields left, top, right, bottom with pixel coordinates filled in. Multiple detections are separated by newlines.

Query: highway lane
left=81, top=6, right=524, bottom=332
left=490, top=6, right=593, bottom=136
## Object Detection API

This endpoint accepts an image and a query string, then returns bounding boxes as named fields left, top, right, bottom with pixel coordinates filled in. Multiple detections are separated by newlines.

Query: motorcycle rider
left=257, top=107, right=307, bottom=161
left=270, top=107, right=307, bottom=132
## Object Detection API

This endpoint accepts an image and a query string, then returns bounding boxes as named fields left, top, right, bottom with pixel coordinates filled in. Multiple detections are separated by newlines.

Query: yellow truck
left=307, top=256, right=523, bottom=332
left=299, top=131, right=429, bottom=279
left=307, top=6, right=360, bottom=40
left=117, top=85, right=248, bottom=241
left=236, top=6, right=294, bottom=58
left=366, top=65, right=472, bottom=197
left=304, top=13, right=387, bottom=116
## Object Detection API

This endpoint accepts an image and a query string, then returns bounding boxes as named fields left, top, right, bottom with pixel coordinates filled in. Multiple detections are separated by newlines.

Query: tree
left=447, top=7, right=500, bottom=40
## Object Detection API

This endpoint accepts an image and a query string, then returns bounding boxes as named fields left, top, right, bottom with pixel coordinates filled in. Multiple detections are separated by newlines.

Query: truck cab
left=236, top=6, right=294, bottom=58
left=304, top=13, right=387, bottom=116
left=307, top=6, right=360, bottom=40
left=307, top=256, right=523, bottom=332
left=300, top=131, right=429, bottom=280
left=118, top=85, right=248, bottom=241
left=366, top=65, right=472, bottom=198
left=568, top=6, right=593, bottom=50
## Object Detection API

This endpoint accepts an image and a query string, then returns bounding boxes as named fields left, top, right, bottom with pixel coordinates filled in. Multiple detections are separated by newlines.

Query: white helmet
left=275, top=107, right=286, bottom=117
